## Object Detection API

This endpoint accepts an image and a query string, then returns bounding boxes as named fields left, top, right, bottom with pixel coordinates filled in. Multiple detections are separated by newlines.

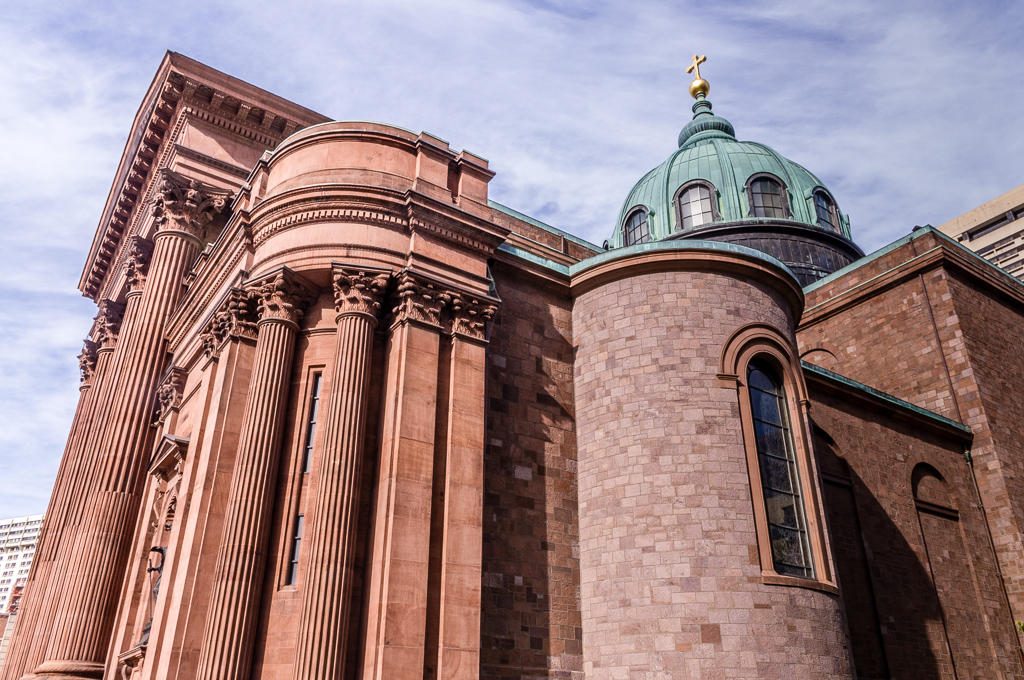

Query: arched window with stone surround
left=747, top=174, right=789, bottom=219
left=747, top=360, right=814, bottom=578
left=622, top=208, right=651, bottom=246
left=720, top=322, right=836, bottom=592
left=675, top=181, right=718, bottom=230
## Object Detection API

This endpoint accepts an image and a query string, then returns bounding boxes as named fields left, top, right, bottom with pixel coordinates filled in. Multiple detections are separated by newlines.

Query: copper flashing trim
left=801, top=360, right=973, bottom=441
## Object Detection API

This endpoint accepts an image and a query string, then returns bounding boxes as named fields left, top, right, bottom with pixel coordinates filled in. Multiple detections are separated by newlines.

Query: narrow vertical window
left=749, top=177, right=787, bottom=218
left=287, top=514, right=304, bottom=586
left=748, top=362, right=814, bottom=578
left=623, top=209, right=651, bottom=246
left=302, top=373, right=323, bottom=474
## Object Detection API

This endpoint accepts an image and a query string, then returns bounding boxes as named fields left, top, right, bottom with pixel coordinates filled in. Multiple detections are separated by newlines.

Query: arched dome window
left=675, top=182, right=718, bottom=230
left=813, top=190, right=840, bottom=233
left=622, top=208, right=651, bottom=246
left=747, top=175, right=789, bottom=219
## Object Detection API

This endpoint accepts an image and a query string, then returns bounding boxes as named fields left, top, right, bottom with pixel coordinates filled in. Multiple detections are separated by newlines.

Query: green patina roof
left=610, top=97, right=851, bottom=247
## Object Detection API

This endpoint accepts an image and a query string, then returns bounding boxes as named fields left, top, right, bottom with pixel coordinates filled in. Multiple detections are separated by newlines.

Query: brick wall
left=482, top=263, right=583, bottom=679
left=809, top=385, right=1023, bottom=679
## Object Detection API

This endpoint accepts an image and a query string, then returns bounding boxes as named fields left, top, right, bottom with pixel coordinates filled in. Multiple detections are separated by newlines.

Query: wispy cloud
left=0, top=0, right=1021, bottom=516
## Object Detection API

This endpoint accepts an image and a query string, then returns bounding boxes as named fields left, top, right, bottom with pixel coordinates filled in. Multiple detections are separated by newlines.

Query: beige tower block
left=571, top=244, right=851, bottom=679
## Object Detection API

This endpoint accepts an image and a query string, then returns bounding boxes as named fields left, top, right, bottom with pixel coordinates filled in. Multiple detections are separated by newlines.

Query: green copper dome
left=609, top=97, right=852, bottom=249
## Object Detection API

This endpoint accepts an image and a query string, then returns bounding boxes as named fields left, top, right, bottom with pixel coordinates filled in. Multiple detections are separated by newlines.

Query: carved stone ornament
left=153, top=368, right=187, bottom=425
left=92, top=299, right=126, bottom=349
left=78, top=340, right=99, bottom=383
left=250, top=271, right=316, bottom=326
left=391, top=272, right=451, bottom=327
left=123, top=237, right=154, bottom=291
left=332, top=267, right=390, bottom=319
left=450, top=294, right=498, bottom=340
left=200, top=288, right=259, bottom=357
left=151, top=169, right=233, bottom=238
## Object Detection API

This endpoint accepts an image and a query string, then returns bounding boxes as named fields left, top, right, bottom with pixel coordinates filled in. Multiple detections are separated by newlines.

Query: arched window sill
left=761, top=571, right=839, bottom=595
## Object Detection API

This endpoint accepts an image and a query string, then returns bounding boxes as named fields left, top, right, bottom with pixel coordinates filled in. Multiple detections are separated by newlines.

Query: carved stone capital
left=249, top=271, right=316, bottom=326
left=93, top=300, right=126, bottom=349
left=151, top=169, right=233, bottom=238
left=153, top=368, right=188, bottom=425
left=391, top=272, right=451, bottom=328
left=200, top=288, right=259, bottom=357
left=332, top=266, right=390, bottom=321
left=78, top=340, right=99, bottom=383
left=123, top=237, right=154, bottom=291
left=450, top=294, right=498, bottom=340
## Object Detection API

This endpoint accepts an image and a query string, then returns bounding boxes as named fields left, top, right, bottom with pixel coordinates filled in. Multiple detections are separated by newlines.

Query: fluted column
left=35, top=172, right=231, bottom=680
left=195, top=270, right=314, bottom=680
left=362, top=272, right=449, bottom=680
left=1, top=334, right=108, bottom=680
left=292, top=266, right=390, bottom=680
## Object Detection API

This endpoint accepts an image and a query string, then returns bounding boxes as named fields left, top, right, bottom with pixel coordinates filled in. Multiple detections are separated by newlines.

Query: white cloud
left=0, top=0, right=1021, bottom=516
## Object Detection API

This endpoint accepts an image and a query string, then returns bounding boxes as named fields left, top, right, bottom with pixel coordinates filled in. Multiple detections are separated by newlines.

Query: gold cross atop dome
left=686, top=54, right=710, bottom=99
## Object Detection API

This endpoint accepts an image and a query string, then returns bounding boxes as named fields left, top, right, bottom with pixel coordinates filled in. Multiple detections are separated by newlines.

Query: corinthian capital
left=391, top=272, right=451, bottom=327
left=200, top=288, right=259, bottom=357
left=250, top=271, right=316, bottom=326
left=78, top=340, right=99, bottom=383
left=153, top=367, right=188, bottom=425
left=332, top=266, right=390, bottom=320
left=450, top=294, right=498, bottom=340
left=123, top=237, right=154, bottom=291
left=92, top=300, right=126, bottom=349
left=151, top=170, right=233, bottom=238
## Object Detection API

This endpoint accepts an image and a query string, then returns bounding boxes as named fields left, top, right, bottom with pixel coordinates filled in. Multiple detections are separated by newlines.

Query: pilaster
left=362, top=272, right=450, bottom=680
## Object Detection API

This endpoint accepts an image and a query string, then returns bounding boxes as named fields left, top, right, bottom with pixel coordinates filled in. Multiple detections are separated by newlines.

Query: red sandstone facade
left=5, top=52, right=1024, bottom=680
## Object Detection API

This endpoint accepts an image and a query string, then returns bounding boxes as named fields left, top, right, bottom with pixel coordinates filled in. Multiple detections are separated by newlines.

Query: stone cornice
left=406, top=191, right=510, bottom=256
left=79, top=52, right=329, bottom=301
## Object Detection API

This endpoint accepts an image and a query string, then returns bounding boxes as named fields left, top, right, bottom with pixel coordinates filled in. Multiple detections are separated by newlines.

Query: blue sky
left=1, top=0, right=1022, bottom=517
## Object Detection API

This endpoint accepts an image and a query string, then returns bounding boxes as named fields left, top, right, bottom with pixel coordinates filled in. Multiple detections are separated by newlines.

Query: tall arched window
left=813, top=190, right=840, bottom=232
left=747, top=361, right=814, bottom=578
left=676, top=182, right=717, bottom=230
left=748, top=176, right=788, bottom=218
left=622, top=209, right=651, bottom=246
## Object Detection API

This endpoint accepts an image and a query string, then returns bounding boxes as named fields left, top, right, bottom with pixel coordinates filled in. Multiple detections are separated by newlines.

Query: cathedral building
left=5, top=51, right=1024, bottom=680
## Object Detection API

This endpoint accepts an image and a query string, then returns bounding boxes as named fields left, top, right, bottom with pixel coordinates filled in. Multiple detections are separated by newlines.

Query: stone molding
left=251, top=192, right=408, bottom=249
left=153, top=368, right=188, bottom=426
left=123, top=237, right=154, bottom=291
left=92, top=300, right=126, bottom=350
left=152, top=169, right=233, bottom=240
left=200, top=287, right=259, bottom=358
left=78, top=340, right=99, bottom=383
left=332, top=265, right=391, bottom=321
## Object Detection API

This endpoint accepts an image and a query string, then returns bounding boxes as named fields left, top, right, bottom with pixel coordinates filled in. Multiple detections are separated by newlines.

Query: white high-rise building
left=0, top=514, right=43, bottom=614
